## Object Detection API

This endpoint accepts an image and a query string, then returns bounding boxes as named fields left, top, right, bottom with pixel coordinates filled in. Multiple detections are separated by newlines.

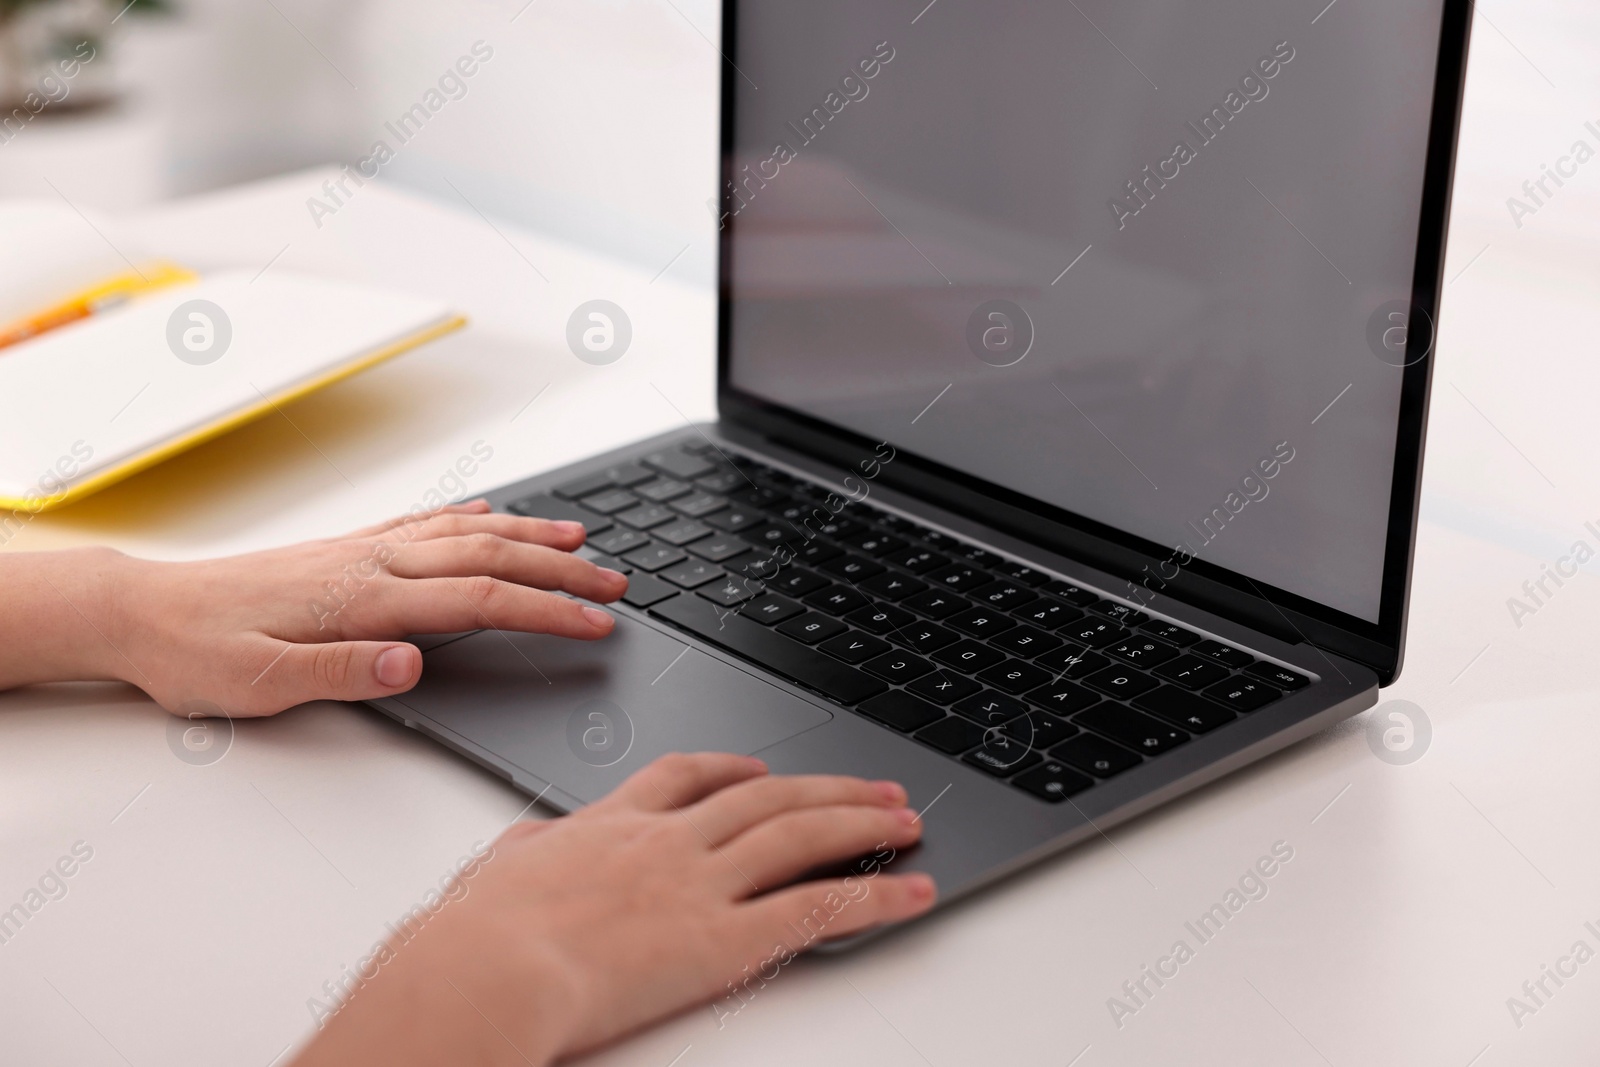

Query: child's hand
left=105, top=499, right=627, bottom=716
left=292, top=753, right=937, bottom=1067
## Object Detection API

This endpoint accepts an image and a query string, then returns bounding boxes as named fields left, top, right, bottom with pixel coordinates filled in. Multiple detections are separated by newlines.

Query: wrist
left=0, top=547, right=136, bottom=689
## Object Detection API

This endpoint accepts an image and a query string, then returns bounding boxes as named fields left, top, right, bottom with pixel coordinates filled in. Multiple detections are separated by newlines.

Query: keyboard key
left=914, top=716, right=987, bottom=755
left=731, top=486, right=790, bottom=510
left=776, top=612, right=848, bottom=645
left=902, top=590, right=969, bottom=619
left=818, top=630, right=893, bottom=665
left=994, top=562, right=1051, bottom=587
left=553, top=473, right=615, bottom=500
left=1245, top=662, right=1311, bottom=691
left=976, top=659, right=1053, bottom=695
left=964, top=736, right=1044, bottom=777
left=699, top=578, right=761, bottom=607
left=952, top=691, right=1028, bottom=727
left=744, top=523, right=802, bottom=549
left=896, top=622, right=959, bottom=654
left=601, top=462, right=654, bottom=487
left=1011, top=760, right=1095, bottom=801
left=672, top=492, right=729, bottom=518
left=642, top=448, right=715, bottom=481
left=654, top=518, right=714, bottom=546
left=808, top=516, right=865, bottom=540
left=1076, top=705, right=1189, bottom=754
left=1022, top=679, right=1100, bottom=716
left=863, top=651, right=936, bottom=684
left=919, top=530, right=959, bottom=550
left=659, top=560, right=724, bottom=589
left=706, top=507, right=765, bottom=533
left=507, top=494, right=613, bottom=535
left=1061, top=618, right=1129, bottom=648
left=794, top=540, right=843, bottom=566
left=804, top=585, right=871, bottom=616
left=1154, top=655, right=1230, bottom=690
left=1201, top=678, right=1282, bottom=712
left=685, top=534, right=750, bottom=562
left=844, top=603, right=916, bottom=635
left=1051, top=734, right=1141, bottom=778
left=859, top=571, right=927, bottom=602
left=957, top=546, right=1003, bottom=566
left=969, top=581, right=1037, bottom=611
left=769, top=569, right=830, bottom=598
left=727, top=552, right=783, bottom=581
left=927, top=564, right=993, bottom=592
left=991, top=625, right=1063, bottom=659
left=1134, top=686, right=1237, bottom=733
left=862, top=509, right=915, bottom=534
left=932, top=640, right=1006, bottom=673
left=886, top=548, right=949, bottom=574
left=907, top=669, right=984, bottom=705
left=620, top=573, right=679, bottom=608
left=1140, top=620, right=1201, bottom=647
left=696, top=470, right=749, bottom=494
left=1106, top=638, right=1179, bottom=669
left=1001, top=711, right=1079, bottom=749
left=818, top=554, right=886, bottom=583
left=622, top=544, right=688, bottom=572
left=1192, top=640, right=1255, bottom=669
left=1082, top=665, right=1159, bottom=699
left=1012, top=597, right=1084, bottom=631
left=948, top=606, right=1017, bottom=638
left=858, top=691, right=944, bottom=733
left=636, top=478, right=692, bottom=503
left=1034, top=645, right=1109, bottom=678
left=618, top=505, right=676, bottom=530
left=743, top=594, right=805, bottom=625
left=1042, top=580, right=1098, bottom=606
left=581, top=489, right=642, bottom=515
left=651, top=594, right=885, bottom=705
left=845, top=530, right=908, bottom=557
left=1087, top=600, right=1150, bottom=627
left=591, top=527, right=651, bottom=555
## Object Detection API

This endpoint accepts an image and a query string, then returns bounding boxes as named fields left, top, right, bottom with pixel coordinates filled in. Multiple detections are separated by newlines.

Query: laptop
left=369, top=0, right=1471, bottom=936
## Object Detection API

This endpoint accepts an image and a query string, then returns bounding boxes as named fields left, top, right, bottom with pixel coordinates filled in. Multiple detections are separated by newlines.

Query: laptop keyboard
left=508, top=443, right=1312, bottom=804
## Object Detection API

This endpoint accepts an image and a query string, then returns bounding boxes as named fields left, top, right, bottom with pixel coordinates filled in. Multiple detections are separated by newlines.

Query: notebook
left=0, top=270, right=466, bottom=511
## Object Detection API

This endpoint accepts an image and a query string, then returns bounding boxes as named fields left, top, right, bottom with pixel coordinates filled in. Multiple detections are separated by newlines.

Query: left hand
left=101, top=499, right=627, bottom=715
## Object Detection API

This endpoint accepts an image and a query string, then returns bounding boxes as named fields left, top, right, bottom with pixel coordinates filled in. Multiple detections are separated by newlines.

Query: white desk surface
left=3, top=139, right=1599, bottom=1067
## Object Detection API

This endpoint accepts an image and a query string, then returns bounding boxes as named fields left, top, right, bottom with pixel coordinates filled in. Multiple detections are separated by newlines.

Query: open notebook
left=0, top=270, right=465, bottom=511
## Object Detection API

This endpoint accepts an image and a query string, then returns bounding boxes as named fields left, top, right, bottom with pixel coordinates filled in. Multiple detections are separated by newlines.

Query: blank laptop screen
left=725, top=0, right=1447, bottom=623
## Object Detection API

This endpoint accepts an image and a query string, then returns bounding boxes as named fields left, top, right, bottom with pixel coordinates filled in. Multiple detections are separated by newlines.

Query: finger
left=340, top=500, right=492, bottom=539
left=385, top=534, right=627, bottom=603
left=387, top=511, right=588, bottom=551
left=241, top=638, right=422, bottom=713
left=739, top=872, right=937, bottom=947
left=373, top=576, right=617, bottom=640
left=686, top=774, right=908, bottom=843
left=722, top=805, right=921, bottom=891
left=592, top=752, right=768, bottom=813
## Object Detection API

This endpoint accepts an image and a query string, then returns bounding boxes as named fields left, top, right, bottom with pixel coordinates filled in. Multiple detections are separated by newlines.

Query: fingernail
left=556, top=521, right=586, bottom=536
left=599, top=567, right=627, bottom=583
left=895, top=807, right=919, bottom=826
left=582, top=607, right=613, bottom=630
left=874, top=780, right=906, bottom=803
left=376, top=646, right=415, bottom=687
left=743, top=756, right=768, bottom=772
left=906, top=874, right=936, bottom=902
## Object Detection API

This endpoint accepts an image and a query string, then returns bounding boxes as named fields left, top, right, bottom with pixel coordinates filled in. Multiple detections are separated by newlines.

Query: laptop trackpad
left=391, top=613, right=833, bottom=805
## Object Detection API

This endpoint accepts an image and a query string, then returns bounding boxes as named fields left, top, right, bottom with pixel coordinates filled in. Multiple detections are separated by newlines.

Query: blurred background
left=0, top=0, right=1596, bottom=290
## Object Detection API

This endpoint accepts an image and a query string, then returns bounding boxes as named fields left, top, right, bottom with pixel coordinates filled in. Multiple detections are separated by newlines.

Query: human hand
left=291, top=753, right=937, bottom=1067
left=97, top=499, right=626, bottom=715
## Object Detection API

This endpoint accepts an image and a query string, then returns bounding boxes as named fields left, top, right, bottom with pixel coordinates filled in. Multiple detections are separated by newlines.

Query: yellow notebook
left=0, top=270, right=465, bottom=512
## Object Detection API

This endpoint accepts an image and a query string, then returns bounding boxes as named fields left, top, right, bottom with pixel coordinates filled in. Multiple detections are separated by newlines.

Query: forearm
left=0, top=548, right=131, bottom=690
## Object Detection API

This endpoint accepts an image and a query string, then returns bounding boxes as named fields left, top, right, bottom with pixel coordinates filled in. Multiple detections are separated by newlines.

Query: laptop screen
left=723, top=1, right=1447, bottom=625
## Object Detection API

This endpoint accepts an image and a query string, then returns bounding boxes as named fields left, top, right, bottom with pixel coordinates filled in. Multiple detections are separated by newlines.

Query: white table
left=2, top=145, right=1599, bottom=1067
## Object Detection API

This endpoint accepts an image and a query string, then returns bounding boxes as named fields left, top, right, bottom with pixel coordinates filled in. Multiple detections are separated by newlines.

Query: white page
left=0, top=270, right=454, bottom=499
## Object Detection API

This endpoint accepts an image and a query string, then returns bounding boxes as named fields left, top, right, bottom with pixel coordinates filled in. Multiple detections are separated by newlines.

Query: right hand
left=291, top=753, right=937, bottom=1067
